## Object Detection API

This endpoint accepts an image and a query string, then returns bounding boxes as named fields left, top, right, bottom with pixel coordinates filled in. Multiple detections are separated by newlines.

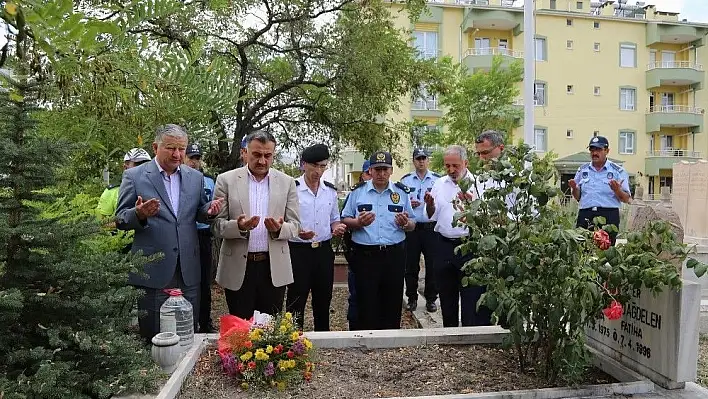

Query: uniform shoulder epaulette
left=580, top=162, right=590, bottom=169
left=394, top=181, right=412, bottom=194
left=431, top=172, right=441, bottom=178
left=351, top=181, right=366, bottom=191
left=323, top=180, right=336, bottom=190
left=401, top=172, right=412, bottom=180
left=295, top=180, right=300, bottom=186
left=609, top=162, right=624, bottom=173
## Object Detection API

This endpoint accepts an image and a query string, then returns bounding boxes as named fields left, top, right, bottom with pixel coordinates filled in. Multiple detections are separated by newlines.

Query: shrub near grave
left=454, top=142, right=707, bottom=385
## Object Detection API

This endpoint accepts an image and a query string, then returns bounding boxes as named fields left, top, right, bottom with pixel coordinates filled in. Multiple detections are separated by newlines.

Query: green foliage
left=435, top=56, right=523, bottom=147
left=455, top=143, right=706, bottom=384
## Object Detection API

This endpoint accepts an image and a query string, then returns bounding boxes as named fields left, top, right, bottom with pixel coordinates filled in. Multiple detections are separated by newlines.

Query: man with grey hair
left=474, top=130, right=505, bottom=160
left=423, top=143, right=493, bottom=327
left=116, top=124, right=224, bottom=341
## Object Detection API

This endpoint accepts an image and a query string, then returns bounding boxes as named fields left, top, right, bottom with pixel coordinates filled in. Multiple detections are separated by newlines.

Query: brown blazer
left=212, top=167, right=301, bottom=291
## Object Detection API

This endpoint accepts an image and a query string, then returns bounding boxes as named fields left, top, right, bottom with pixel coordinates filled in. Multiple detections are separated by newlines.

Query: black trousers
left=224, top=256, right=286, bottom=319
left=286, top=241, right=335, bottom=331
left=135, top=262, right=199, bottom=341
left=434, top=234, right=492, bottom=327
left=576, top=207, right=620, bottom=246
left=351, top=242, right=406, bottom=330
left=404, top=223, right=438, bottom=303
left=197, top=229, right=213, bottom=329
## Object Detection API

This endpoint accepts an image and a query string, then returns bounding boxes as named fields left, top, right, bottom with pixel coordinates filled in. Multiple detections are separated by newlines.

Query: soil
left=698, top=334, right=708, bottom=387
left=177, top=344, right=616, bottom=399
left=209, top=284, right=420, bottom=332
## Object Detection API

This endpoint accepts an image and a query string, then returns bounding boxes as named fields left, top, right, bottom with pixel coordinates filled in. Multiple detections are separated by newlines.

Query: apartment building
left=336, top=0, right=708, bottom=196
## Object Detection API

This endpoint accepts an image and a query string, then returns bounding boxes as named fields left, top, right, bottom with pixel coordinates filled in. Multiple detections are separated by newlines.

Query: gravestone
left=672, top=161, right=708, bottom=246
left=585, top=200, right=699, bottom=389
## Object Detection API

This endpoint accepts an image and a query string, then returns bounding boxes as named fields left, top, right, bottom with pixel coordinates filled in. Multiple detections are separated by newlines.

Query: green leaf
left=692, top=260, right=708, bottom=278
left=478, top=235, right=497, bottom=251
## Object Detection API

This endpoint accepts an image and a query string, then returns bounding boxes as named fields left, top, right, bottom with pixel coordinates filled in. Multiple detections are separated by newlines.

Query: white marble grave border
left=127, top=327, right=655, bottom=399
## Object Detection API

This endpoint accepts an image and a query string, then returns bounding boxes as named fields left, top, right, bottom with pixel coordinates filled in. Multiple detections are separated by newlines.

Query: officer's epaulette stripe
left=401, top=172, right=412, bottom=179
left=351, top=181, right=366, bottom=191
left=295, top=180, right=300, bottom=186
left=323, top=180, right=336, bottom=190
left=394, top=181, right=412, bottom=194
left=610, top=162, right=623, bottom=172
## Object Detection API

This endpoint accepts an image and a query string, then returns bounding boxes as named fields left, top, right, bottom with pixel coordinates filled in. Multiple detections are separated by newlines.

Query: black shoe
left=406, top=299, right=417, bottom=312
left=426, top=301, right=438, bottom=313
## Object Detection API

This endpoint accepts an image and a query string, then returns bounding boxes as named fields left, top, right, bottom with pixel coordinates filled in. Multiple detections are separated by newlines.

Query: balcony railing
left=412, top=98, right=439, bottom=111
left=646, top=61, right=704, bottom=71
left=647, top=105, right=705, bottom=114
left=465, top=47, right=524, bottom=58
left=646, top=149, right=701, bottom=158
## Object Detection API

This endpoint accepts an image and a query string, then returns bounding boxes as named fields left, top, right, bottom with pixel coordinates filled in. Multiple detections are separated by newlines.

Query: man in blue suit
left=116, top=124, right=223, bottom=340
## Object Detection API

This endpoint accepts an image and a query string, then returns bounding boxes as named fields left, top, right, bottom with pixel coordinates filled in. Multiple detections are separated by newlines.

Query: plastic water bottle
left=159, top=289, right=194, bottom=351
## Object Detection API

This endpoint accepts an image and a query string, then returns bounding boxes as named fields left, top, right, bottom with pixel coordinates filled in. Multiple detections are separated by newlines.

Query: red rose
left=593, top=230, right=611, bottom=250
left=602, top=300, right=623, bottom=320
left=287, top=350, right=295, bottom=359
left=274, top=344, right=283, bottom=354
left=248, top=361, right=257, bottom=369
left=237, top=363, right=245, bottom=372
left=244, top=341, right=253, bottom=349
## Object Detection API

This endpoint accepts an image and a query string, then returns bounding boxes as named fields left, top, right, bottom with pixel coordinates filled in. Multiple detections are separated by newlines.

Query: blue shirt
left=341, top=180, right=416, bottom=245
left=574, top=161, right=630, bottom=209
left=197, top=175, right=215, bottom=230
left=400, top=170, right=440, bottom=223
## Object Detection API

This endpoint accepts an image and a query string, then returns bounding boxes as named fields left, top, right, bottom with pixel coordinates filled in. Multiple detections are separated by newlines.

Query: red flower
left=593, top=230, right=611, bottom=250
left=244, top=340, right=253, bottom=349
left=248, top=361, right=257, bottom=369
left=602, top=300, right=623, bottom=320
left=286, top=350, right=295, bottom=359
left=237, top=362, right=245, bottom=372
left=274, top=344, right=283, bottom=354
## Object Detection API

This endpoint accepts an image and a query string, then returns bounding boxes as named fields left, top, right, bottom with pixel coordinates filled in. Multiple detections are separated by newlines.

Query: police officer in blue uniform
left=568, top=136, right=631, bottom=246
left=400, top=148, right=440, bottom=313
left=184, top=143, right=217, bottom=332
left=341, top=151, right=416, bottom=330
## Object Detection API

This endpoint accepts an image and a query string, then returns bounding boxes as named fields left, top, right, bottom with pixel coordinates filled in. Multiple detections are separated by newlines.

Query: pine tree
left=0, top=5, right=161, bottom=398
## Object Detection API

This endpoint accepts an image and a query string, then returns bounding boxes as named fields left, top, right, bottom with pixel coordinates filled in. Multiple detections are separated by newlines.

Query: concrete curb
left=154, top=334, right=209, bottom=399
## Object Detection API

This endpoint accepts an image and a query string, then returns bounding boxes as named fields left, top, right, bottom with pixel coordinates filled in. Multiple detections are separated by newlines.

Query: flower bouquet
left=217, top=311, right=315, bottom=390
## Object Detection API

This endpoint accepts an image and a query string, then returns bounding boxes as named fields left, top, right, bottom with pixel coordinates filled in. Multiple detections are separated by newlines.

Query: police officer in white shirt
left=286, top=144, right=347, bottom=331
left=423, top=138, right=503, bottom=327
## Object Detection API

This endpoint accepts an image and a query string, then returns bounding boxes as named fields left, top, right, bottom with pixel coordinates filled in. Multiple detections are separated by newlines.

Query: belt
left=353, top=242, right=404, bottom=252
left=415, top=222, right=436, bottom=231
left=580, top=207, right=618, bottom=212
left=246, top=252, right=269, bottom=262
left=289, top=239, right=331, bottom=249
left=439, top=234, right=464, bottom=244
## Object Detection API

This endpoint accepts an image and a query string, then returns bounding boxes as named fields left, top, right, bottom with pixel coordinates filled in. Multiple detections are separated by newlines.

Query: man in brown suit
left=212, top=130, right=301, bottom=318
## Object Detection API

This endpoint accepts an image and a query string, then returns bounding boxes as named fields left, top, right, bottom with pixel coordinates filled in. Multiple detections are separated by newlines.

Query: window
left=593, top=21, right=600, bottom=29
left=534, top=82, right=546, bottom=106
left=620, top=88, right=636, bottom=111
left=567, top=19, right=573, bottom=26
left=550, top=0, right=556, bottom=9
left=412, top=86, right=438, bottom=110
left=577, top=1, right=583, bottom=10
left=566, top=129, right=574, bottom=138
left=413, top=31, right=438, bottom=60
left=567, top=85, right=574, bottom=94
left=594, top=42, right=601, bottom=52
left=619, top=131, right=635, bottom=154
left=534, top=38, right=547, bottom=61
left=566, top=40, right=574, bottom=49
left=620, top=43, right=637, bottom=68
left=534, top=128, right=547, bottom=151
left=594, top=86, right=601, bottom=95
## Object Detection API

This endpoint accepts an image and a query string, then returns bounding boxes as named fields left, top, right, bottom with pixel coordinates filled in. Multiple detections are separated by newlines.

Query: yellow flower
left=279, top=325, right=288, bottom=334
left=266, top=345, right=273, bottom=354
left=255, top=351, right=270, bottom=361
left=290, top=332, right=300, bottom=342
left=248, top=328, right=263, bottom=341
left=277, top=381, right=286, bottom=391
left=303, top=338, right=313, bottom=350
left=240, top=351, right=253, bottom=361
left=241, top=382, right=249, bottom=390
left=285, top=312, right=293, bottom=320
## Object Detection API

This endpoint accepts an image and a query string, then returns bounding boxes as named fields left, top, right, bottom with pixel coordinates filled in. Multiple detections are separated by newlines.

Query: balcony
left=647, top=23, right=708, bottom=47
left=411, top=97, right=442, bottom=118
left=462, top=5, right=523, bottom=35
left=645, top=105, right=704, bottom=133
left=644, top=149, right=702, bottom=175
left=646, top=61, right=705, bottom=90
left=463, top=47, right=523, bottom=72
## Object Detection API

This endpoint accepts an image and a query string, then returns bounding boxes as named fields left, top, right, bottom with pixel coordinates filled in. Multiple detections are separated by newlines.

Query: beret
left=301, top=144, right=330, bottom=164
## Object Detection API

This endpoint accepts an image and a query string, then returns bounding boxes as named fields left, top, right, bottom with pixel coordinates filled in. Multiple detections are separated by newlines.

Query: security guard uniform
left=286, top=144, right=341, bottom=331
left=574, top=136, right=630, bottom=246
left=341, top=151, right=415, bottom=330
left=400, top=148, right=440, bottom=311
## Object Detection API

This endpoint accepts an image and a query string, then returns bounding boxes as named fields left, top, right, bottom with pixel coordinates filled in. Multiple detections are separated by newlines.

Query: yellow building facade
left=353, top=0, right=708, bottom=196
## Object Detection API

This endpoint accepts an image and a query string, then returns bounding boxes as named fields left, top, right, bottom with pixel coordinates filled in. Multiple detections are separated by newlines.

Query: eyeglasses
left=308, top=163, right=329, bottom=171
left=475, top=146, right=498, bottom=156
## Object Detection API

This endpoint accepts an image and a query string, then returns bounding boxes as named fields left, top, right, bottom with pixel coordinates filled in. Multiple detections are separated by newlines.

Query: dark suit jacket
left=116, top=160, right=210, bottom=288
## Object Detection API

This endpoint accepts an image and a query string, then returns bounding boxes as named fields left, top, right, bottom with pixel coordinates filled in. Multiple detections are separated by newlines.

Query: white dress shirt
left=247, top=168, right=270, bottom=252
left=289, top=176, right=340, bottom=243
left=427, top=171, right=473, bottom=239
left=155, top=160, right=181, bottom=215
